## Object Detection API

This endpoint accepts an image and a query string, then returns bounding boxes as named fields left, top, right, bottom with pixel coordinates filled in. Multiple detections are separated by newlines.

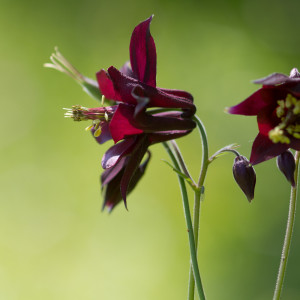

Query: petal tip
left=224, top=107, right=230, bottom=114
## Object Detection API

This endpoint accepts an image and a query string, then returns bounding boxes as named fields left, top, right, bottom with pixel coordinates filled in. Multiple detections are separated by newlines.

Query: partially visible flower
left=277, top=150, right=296, bottom=187
left=227, top=68, right=300, bottom=165
left=232, top=155, right=256, bottom=202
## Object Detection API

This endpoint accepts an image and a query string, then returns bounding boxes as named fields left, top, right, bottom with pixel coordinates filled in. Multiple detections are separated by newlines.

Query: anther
left=85, top=124, right=94, bottom=131
left=94, top=127, right=102, bottom=137
left=269, top=127, right=291, bottom=144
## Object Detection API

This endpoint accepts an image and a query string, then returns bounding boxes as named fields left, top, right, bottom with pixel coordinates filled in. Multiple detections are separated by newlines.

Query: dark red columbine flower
left=95, top=16, right=196, bottom=209
left=227, top=68, right=300, bottom=166
left=66, top=16, right=196, bottom=210
left=97, top=15, right=196, bottom=145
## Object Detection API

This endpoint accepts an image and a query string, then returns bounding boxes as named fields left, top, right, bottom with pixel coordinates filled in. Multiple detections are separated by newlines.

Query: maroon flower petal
left=101, top=162, right=126, bottom=212
left=290, top=139, right=300, bottom=151
left=130, top=15, right=157, bottom=87
left=120, top=150, right=151, bottom=210
left=120, top=135, right=150, bottom=207
left=158, top=87, right=194, bottom=102
left=253, top=69, right=300, bottom=86
left=96, top=69, right=121, bottom=101
left=106, top=66, right=137, bottom=105
left=101, top=157, right=127, bottom=187
left=149, top=130, right=192, bottom=144
left=227, top=87, right=279, bottom=116
left=253, top=73, right=291, bottom=85
left=286, top=84, right=300, bottom=97
left=109, top=104, right=143, bottom=143
left=107, top=66, right=196, bottom=113
left=250, top=133, right=289, bottom=165
left=102, top=151, right=151, bottom=212
left=91, top=122, right=112, bottom=144
left=257, top=107, right=278, bottom=135
left=133, top=108, right=196, bottom=132
left=109, top=101, right=195, bottom=143
left=102, top=137, right=137, bottom=169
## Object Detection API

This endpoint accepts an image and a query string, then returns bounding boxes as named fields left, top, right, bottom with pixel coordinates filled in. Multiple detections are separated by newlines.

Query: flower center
left=269, top=94, right=300, bottom=144
left=64, top=105, right=117, bottom=137
left=64, top=105, right=89, bottom=121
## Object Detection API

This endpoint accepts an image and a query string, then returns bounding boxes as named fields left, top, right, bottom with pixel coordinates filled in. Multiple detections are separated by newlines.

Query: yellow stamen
left=85, top=124, right=94, bottom=131
left=101, top=95, right=105, bottom=106
left=272, top=94, right=300, bottom=143
left=293, top=101, right=300, bottom=114
left=286, top=126, right=294, bottom=135
left=269, top=127, right=291, bottom=144
left=293, top=133, right=300, bottom=139
left=276, top=106, right=285, bottom=118
left=285, top=94, right=296, bottom=108
left=94, top=127, right=102, bottom=137
left=277, top=100, right=285, bottom=108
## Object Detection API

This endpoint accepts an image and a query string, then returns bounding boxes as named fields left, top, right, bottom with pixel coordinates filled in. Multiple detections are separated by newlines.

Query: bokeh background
left=1, top=0, right=300, bottom=299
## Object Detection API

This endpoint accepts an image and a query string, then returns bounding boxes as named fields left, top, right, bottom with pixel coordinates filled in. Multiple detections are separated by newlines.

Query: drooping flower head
left=232, top=155, right=256, bottom=202
left=227, top=68, right=300, bottom=167
left=276, top=150, right=296, bottom=187
left=64, top=16, right=196, bottom=210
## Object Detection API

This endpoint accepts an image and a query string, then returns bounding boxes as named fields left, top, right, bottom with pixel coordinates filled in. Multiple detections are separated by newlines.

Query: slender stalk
left=162, top=142, right=206, bottom=300
left=273, top=151, right=300, bottom=300
left=170, top=140, right=196, bottom=187
left=193, top=116, right=209, bottom=188
left=188, top=116, right=209, bottom=300
left=188, top=189, right=202, bottom=300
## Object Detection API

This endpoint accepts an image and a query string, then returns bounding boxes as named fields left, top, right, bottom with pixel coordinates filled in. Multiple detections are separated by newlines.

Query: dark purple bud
left=276, top=150, right=295, bottom=187
left=233, top=156, right=256, bottom=202
left=289, top=68, right=300, bottom=78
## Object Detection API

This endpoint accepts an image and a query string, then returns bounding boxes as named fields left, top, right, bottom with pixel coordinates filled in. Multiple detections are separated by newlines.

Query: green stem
left=273, top=151, right=300, bottom=300
left=162, top=142, right=206, bottom=300
left=188, top=116, right=209, bottom=300
left=170, top=140, right=196, bottom=186
left=193, top=116, right=209, bottom=188
left=188, top=190, right=202, bottom=300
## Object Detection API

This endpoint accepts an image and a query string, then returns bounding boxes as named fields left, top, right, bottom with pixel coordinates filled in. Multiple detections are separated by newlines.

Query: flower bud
left=233, top=155, right=256, bottom=202
left=276, top=150, right=295, bottom=187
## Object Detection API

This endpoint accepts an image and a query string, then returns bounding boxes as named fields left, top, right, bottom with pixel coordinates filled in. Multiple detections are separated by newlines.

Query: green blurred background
left=1, top=0, right=300, bottom=299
